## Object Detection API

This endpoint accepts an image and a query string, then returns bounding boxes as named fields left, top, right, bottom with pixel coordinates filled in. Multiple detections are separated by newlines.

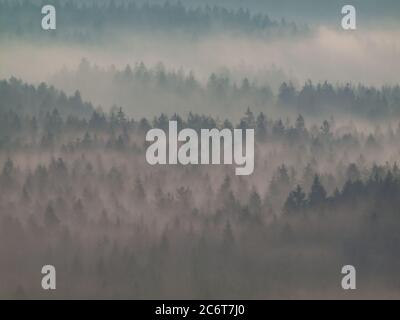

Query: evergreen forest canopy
left=29, top=59, right=400, bottom=120
left=0, top=0, right=304, bottom=40
left=1, top=0, right=400, bottom=299
left=1, top=78, right=400, bottom=298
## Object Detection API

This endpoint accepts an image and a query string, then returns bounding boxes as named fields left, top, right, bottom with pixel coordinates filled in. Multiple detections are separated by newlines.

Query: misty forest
left=1, top=0, right=400, bottom=299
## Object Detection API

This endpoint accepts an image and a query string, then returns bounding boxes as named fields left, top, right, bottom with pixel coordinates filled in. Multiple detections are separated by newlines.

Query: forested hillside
left=1, top=80, right=400, bottom=298
left=1, top=0, right=400, bottom=299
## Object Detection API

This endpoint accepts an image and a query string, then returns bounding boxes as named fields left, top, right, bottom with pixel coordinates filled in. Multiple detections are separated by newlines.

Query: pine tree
left=284, top=185, right=306, bottom=214
left=44, top=203, right=60, bottom=228
left=308, top=175, right=327, bottom=206
left=248, top=188, right=262, bottom=217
